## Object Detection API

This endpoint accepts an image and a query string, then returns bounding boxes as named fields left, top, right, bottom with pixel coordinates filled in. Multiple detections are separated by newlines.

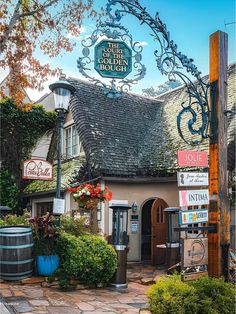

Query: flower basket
left=68, top=183, right=112, bottom=233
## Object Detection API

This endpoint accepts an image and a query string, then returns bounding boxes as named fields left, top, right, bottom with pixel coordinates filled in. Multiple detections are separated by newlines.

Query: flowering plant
left=68, top=183, right=112, bottom=210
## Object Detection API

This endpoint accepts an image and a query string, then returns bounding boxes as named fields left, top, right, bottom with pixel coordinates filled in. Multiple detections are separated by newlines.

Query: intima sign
left=94, top=40, right=132, bottom=79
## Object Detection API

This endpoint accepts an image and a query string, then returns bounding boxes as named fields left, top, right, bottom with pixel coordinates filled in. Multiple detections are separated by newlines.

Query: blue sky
left=5, top=0, right=236, bottom=100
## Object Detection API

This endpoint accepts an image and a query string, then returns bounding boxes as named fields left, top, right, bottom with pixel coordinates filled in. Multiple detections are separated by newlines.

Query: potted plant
left=68, top=183, right=112, bottom=233
left=29, top=214, right=59, bottom=276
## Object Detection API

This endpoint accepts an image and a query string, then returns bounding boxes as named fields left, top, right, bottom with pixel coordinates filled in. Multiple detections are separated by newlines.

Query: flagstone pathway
left=0, top=264, right=165, bottom=314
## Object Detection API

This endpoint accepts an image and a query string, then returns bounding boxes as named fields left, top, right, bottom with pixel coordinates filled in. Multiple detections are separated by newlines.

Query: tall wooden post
left=208, top=31, right=229, bottom=278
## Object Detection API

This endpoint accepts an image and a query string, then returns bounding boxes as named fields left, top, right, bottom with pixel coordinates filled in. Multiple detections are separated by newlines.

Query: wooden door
left=151, top=198, right=168, bottom=265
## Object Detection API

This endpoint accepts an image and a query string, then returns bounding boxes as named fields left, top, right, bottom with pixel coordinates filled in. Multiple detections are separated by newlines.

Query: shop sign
left=22, top=159, right=53, bottom=181
left=177, top=150, right=208, bottom=167
left=94, top=40, right=132, bottom=79
left=177, top=172, right=209, bottom=187
left=179, top=209, right=209, bottom=225
left=131, top=221, right=139, bottom=233
left=179, top=189, right=209, bottom=207
left=182, top=238, right=208, bottom=267
left=181, top=271, right=208, bottom=281
left=53, top=198, right=65, bottom=215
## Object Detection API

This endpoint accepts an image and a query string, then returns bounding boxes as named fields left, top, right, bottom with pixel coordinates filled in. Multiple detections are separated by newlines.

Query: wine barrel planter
left=0, top=226, right=34, bottom=281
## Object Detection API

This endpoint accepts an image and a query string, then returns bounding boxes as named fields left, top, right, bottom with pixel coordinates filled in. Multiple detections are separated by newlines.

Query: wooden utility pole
left=208, top=31, right=229, bottom=278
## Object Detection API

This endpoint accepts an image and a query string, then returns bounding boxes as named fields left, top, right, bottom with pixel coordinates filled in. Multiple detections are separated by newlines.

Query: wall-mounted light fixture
left=131, top=201, right=138, bottom=212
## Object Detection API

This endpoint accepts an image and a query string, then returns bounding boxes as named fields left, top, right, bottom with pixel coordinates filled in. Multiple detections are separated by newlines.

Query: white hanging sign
left=22, top=159, right=53, bottom=181
left=53, top=198, right=65, bottom=215
left=179, top=189, right=209, bottom=207
left=177, top=172, right=209, bottom=187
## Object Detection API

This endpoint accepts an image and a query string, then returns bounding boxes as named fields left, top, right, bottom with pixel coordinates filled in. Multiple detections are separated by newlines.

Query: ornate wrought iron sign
left=77, top=14, right=146, bottom=98
left=94, top=40, right=132, bottom=78
left=78, top=0, right=210, bottom=144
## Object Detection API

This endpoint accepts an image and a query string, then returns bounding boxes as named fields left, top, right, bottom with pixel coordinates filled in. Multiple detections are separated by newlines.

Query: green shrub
left=147, top=274, right=198, bottom=314
left=147, top=275, right=236, bottom=314
left=60, top=215, right=91, bottom=236
left=0, top=211, right=30, bottom=226
left=56, top=233, right=117, bottom=289
left=188, top=276, right=235, bottom=314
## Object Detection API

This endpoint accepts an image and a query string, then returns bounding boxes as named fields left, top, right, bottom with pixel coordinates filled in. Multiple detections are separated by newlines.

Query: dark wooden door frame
left=151, top=198, right=168, bottom=265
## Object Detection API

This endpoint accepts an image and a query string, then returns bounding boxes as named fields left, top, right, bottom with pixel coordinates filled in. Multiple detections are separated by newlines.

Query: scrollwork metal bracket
left=78, top=0, right=210, bottom=145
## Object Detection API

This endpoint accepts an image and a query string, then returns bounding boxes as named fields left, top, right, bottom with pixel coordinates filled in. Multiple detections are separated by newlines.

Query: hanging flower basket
left=68, top=183, right=112, bottom=233
left=68, top=183, right=112, bottom=210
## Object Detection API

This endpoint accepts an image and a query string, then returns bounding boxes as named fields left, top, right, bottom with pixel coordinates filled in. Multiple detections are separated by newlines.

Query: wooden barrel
left=0, top=226, right=34, bottom=281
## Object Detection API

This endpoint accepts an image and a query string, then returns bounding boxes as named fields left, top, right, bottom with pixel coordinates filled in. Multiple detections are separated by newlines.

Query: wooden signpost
left=208, top=31, right=229, bottom=279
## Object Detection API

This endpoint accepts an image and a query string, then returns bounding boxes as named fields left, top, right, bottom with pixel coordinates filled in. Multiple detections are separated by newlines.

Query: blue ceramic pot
left=37, top=255, right=59, bottom=276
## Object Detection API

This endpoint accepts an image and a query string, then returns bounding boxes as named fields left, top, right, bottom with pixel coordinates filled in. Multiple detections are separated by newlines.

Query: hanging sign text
left=22, top=159, right=53, bottom=181
left=94, top=40, right=132, bottom=79
left=179, top=189, right=209, bottom=207
left=182, top=238, right=208, bottom=267
left=179, top=209, right=209, bottom=225
left=177, top=172, right=209, bottom=187
left=177, top=150, right=208, bottom=167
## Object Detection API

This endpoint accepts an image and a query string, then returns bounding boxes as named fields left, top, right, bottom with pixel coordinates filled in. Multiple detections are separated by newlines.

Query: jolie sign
left=179, top=189, right=209, bottom=207
left=94, top=40, right=132, bottom=79
left=177, top=150, right=208, bottom=167
left=22, top=159, right=53, bottom=181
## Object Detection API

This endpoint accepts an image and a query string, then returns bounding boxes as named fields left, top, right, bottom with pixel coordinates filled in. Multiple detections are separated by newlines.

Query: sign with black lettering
left=177, top=172, right=209, bottom=187
left=94, top=40, right=132, bottom=79
left=179, top=189, right=209, bottom=206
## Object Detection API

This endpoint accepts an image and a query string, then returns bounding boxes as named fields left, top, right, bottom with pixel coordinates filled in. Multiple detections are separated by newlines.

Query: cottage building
left=23, top=63, right=236, bottom=262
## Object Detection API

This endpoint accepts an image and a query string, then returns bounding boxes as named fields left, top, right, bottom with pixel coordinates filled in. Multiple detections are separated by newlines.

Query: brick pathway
left=0, top=264, right=165, bottom=314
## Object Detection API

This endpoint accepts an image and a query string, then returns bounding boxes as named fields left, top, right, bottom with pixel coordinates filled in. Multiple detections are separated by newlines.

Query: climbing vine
left=0, top=97, right=57, bottom=211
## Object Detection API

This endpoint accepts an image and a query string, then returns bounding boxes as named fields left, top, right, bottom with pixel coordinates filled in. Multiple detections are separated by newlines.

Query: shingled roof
left=69, top=63, right=235, bottom=178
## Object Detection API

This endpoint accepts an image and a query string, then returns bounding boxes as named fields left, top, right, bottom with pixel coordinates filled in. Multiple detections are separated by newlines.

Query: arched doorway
left=141, top=198, right=168, bottom=264
left=141, top=199, right=155, bottom=262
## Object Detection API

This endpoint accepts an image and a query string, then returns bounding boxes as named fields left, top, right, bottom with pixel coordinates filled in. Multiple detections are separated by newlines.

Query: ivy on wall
left=0, top=97, right=57, bottom=211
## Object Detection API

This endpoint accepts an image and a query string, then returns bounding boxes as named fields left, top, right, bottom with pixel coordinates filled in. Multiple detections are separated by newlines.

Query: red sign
left=177, top=150, right=208, bottom=167
left=23, top=159, right=53, bottom=181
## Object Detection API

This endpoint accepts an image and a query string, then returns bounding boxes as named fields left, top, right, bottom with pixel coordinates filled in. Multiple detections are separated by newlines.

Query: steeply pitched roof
left=69, top=63, right=235, bottom=178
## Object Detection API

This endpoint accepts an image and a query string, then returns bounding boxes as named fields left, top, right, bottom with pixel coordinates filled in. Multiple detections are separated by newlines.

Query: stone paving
left=0, top=264, right=165, bottom=314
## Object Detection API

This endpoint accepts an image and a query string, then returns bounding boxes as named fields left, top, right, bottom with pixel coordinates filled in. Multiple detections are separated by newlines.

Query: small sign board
left=181, top=271, right=208, bottom=281
left=53, top=198, right=65, bottom=215
left=179, top=209, right=209, bottom=225
left=182, top=238, right=208, bottom=268
left=23, top=159, right=53, bottom=181
left=177, top=172, right=209, bottom=187
left=94, top=40, right=132, bottom=79
left=177, top=150, right=208, bottom=167
left=179, top=189, right=209, bottom=207
left=131, top=221, right=138, bottom=233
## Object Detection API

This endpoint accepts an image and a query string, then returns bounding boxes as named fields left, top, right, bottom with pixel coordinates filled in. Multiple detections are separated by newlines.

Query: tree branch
left=0, top=0, right=22, bottom=53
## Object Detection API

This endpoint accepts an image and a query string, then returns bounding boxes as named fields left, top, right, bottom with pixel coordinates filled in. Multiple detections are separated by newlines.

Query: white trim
left=31, top=197, right=54, bottom=217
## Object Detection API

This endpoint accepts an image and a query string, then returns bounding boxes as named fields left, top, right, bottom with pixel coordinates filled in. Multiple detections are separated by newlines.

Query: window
left=65, top=125, right=80, bottom=158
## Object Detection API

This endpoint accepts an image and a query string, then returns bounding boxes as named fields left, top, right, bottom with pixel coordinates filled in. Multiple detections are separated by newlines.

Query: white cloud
left=136, top=41, right=148, bottom=47
left=67, top=26, right=87, bottom=39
